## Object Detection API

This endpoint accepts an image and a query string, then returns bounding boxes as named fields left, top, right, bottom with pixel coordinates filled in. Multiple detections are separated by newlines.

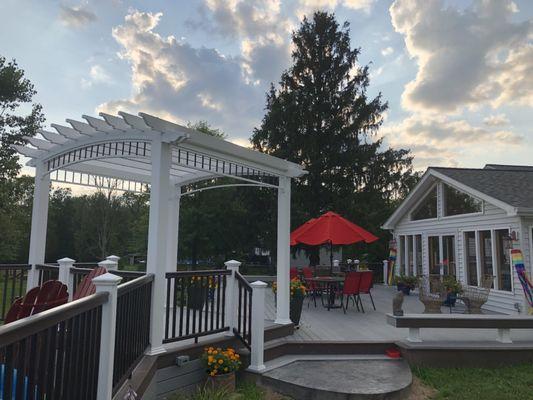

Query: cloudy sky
left=1, top=0, right=532, bottom=170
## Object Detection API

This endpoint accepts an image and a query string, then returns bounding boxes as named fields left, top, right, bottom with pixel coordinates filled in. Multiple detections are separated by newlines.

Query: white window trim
left=461, top=226, right=513, bottom=292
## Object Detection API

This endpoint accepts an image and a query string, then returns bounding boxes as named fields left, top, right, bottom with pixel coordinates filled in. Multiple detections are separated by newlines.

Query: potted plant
left=203, top=346, right=241, bottom=393
left=394, top=275, right=417, bottom=295
left=442, top=275, right=463, bottom=307
left=272, top=278, right=307, bottom=326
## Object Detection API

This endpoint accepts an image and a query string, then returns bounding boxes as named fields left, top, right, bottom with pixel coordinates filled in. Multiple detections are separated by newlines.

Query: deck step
left=249, top=357, right=412, bottom=400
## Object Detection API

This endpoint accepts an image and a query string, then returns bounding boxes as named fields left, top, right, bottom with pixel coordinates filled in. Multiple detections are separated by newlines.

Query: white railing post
left=106, top=255, right=120, bottom=270
left=93, top=272, right=122, bottom=400
left=248, top=280, right=267, bottom=372
left=58, top=257, right=75, bottom=300
left=383, top=260, right=389, bottom=285
left=99, top=259, right=117, bottom=272
left=224, top=259, right=241, bottom=336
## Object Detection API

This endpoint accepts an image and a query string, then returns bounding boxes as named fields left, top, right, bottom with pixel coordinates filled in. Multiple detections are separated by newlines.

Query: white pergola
left=14, top=111, right=306, bottom=353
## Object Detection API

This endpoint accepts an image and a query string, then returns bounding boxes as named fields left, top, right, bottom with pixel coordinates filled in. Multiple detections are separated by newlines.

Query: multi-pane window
left=428, top=236, right=440, bottom=275
left=442, top=235, right=456, bottom=277
left=495, top=229, right=511, bottom=291
left=415, top=235, right=423, bottom=276
left=398, top=236, right=405, bottom=274
left=479, top=230, right=494, bottom=287
left=443, top=184, right=482, bottom=216
left=407, top=236, right=414, bottom=275
left=412, top=186, right=438, bottom=220
left=465, top=231, right=478, bottom=286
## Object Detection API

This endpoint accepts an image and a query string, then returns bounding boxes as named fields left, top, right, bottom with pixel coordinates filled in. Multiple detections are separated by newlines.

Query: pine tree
left=251, top=12, right=417, bottom=260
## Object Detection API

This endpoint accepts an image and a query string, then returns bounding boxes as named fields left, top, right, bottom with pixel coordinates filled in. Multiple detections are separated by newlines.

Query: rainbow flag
left=387, top=247, right=397, bottom=285
left=512, top=249, right=533, bottom=312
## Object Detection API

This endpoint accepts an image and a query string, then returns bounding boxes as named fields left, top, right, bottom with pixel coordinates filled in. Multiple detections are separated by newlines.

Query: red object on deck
left=385, top=348, right=401, bottom=359
left=73, top=266, right=107, bottom=300
left=290, top=211, right=378, bottom=246
left=5, top=280, right=69, bottom=324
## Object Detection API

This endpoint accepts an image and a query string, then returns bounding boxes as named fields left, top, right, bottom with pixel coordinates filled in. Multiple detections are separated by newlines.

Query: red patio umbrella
left=291, top=211, right=378, bottom=271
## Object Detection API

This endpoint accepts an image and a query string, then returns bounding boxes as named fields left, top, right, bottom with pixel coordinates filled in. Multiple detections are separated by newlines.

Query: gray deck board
left=265, top=285, right=533, bottom=343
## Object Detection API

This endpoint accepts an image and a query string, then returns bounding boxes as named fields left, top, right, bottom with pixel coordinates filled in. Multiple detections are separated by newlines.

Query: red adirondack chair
left=5, top=280, right=69, bottom=324
left=73, top=266, right=107, bottom=300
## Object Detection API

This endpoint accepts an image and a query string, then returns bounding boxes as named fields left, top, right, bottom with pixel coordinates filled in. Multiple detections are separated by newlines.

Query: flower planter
left=397, top=283, right=411, bottom=296
left=290, top=296, right=304, bottom=326
left=187, top=286, right=207, bottom=310
left=205, top=371, right=235, bottom=393
left=443, top=292, right=457, bottom=307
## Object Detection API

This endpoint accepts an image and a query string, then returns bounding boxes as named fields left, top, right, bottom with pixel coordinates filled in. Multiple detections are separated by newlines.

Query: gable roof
left=383, top=164, right=533, bottom=230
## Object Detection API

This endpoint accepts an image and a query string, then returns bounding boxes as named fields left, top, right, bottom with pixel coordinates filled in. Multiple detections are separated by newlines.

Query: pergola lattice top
left=14, top=111, right=306, bottom=192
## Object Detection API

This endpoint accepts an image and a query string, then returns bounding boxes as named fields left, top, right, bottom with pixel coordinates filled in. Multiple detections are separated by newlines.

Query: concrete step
left=250, top=357, right=412, bottom=400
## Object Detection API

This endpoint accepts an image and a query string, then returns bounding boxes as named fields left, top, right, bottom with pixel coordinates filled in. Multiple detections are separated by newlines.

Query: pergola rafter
left=14, top=111, right=306, bottom=354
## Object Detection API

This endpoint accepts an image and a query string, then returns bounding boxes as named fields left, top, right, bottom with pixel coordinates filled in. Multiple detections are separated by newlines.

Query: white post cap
left=98, top=259, right=117, bottom=269
left=92, top=272, right=123, bottom=286
left=251, top=280, right=268, bottom=289
left=106, top=255, right=120, bottom=262
left=224, top=260, right=241, bottom=269
left=58, top=257, right=75, bottom=264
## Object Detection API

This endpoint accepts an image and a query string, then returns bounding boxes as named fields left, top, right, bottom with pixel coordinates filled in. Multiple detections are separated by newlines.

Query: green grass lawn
left=413, top=364, right=533, bottom=400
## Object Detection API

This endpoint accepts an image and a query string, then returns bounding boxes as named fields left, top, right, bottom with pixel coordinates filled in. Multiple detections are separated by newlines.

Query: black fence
left=0, top=291, right=107, bottom=400
left=366, top=262, right=384, bottom=284
left=164, top=270, right=230, bottom=344
left=0, top=264, right=31, bottom=322
left=36, top=264, right=59, bottom=285
left=234, top=271, right=252, bottom=349
left=113, top=274, right=153, bottom=395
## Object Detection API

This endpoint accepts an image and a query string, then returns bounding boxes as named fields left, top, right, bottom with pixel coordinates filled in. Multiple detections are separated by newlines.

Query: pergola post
left=275, top=176, right=292, bottom=325
left=27, top=162, right=50, bottom=291
left=166, top=184, right=181, bottom=274
left=146, top=139, right=172, bottom=355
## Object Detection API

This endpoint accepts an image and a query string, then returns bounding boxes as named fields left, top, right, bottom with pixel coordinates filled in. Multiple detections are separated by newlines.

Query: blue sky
left=1, top=0, right=532, bottom=170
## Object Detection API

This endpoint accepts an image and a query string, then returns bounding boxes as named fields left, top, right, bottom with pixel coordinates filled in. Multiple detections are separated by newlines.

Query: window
left=442, top=235, right=456, bottom=277
left=407, top=236, right=413, bottom=275
left=443, top=184, right=482, bottom=216
left=465, top=231, right=478, bottom=285
left=415, top=235, right=423, bottom=276
left=412, top=186, right=438, bottom=220
left=428, top=236, right=440, bottom=275
left=495, top=229, right=511, bottom=291
left=399, top=236, right=405, bottom=274
left=479, top=230, right=493, bottom=287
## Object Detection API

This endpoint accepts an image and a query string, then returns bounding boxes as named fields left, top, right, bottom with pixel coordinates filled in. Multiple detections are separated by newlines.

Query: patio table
left=305, top=277, right=344, bottom=311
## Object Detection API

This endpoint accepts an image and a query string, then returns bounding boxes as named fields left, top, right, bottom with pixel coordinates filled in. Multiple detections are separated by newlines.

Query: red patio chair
left=302, top=266, right=321, bottom=307
left=73, top=266, right=107, bottom=300
left=358, top=271, right=376, bottom=312
left=4, top=280, right=69, bottom=324
left=290, top=267, right=299, bottom=280
left=340, top=271, right=362, bottom=314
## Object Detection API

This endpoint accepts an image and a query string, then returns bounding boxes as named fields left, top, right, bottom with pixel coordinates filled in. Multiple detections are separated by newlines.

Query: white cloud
left=297, top=0, right=375, bottom=16
left=58, top=4, right=97, bottom=28
left=98, top=10, right=265, bottom=138
left=381, top=47, right=394, bottom=56
left=189, top=1, right=292, bottom=85
left=483, top=113, right=510, bottom=127
left=382, top=115, right=523, bottom=168
left=390, top=0, right=533, bottom=113
left=81, top=65, right=112, bottom=89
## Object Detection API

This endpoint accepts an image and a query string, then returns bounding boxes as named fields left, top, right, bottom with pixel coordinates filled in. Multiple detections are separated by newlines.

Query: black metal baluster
left=179, top=277, right=185, bottom=337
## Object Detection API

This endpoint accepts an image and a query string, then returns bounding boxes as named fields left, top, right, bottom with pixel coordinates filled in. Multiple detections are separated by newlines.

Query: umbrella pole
left=330, top=241, right=333, bottom=275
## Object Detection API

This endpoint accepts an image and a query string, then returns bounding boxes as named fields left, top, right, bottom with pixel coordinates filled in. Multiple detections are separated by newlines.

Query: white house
left=383, top=164, right=533, bottom=314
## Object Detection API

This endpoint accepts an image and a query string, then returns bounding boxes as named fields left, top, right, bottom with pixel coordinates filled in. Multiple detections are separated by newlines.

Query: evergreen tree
left=251, top=12, right=417, bottom=261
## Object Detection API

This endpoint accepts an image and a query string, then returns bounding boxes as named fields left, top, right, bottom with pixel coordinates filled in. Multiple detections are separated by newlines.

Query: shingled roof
left=431, top=165, right=533, bottom=209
